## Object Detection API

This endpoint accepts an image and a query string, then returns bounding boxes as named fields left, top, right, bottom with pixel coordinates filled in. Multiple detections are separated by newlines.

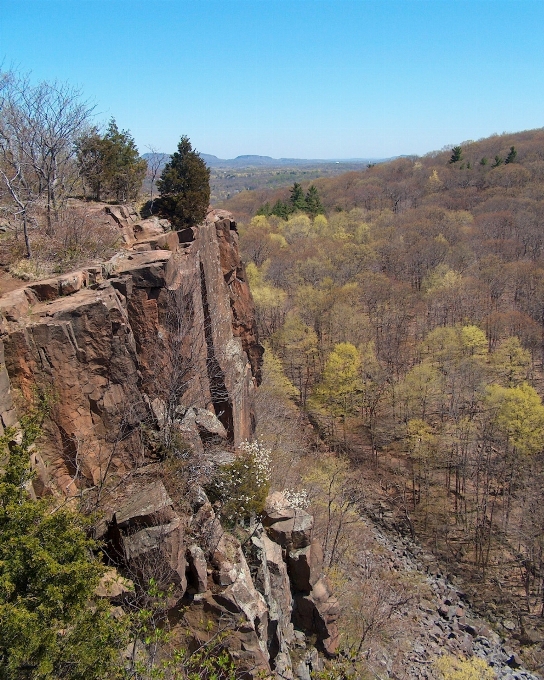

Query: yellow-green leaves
left=312, top=342, right=362, bottom=418
left=434, top=654, right=496, bottom=680
left=485, top=382, right=544, bottom=456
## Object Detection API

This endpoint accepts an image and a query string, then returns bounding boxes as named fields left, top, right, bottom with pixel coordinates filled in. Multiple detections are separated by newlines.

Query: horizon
left=1, top=1, right=543, bottom=159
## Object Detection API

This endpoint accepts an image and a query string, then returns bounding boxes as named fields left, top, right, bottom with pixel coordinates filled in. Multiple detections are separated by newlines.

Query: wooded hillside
left=233, top=127, right=544, bottom=661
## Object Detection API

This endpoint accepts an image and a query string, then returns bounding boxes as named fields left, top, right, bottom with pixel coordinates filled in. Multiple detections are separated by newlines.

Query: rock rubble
left=361, top=512, right=541, bottom=679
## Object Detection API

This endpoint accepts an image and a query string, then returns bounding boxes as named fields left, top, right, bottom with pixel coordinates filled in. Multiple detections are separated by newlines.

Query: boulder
left=194, top=407, right=228, bottom=438
left=263, top=491, right=297, bottom=524
left=187, top=544, right=208, bottom=593
left=115, top=480, right=176, bottom=529
left=95, top=568, right=133, bottom=600
left=133, top=217, right=168, bottom=241
left=178, top=408, right=205, bottom=456
left=0, top=287, right=36, bottom=322
left=122, top=517, right=187, bottom=594
left=59, top=271, right=87, bottom=296
left=263, top=492, right=313, bottom=550
left=288, top=539, right=324, bottom=593
left=265, top=509, right=313, bottom=551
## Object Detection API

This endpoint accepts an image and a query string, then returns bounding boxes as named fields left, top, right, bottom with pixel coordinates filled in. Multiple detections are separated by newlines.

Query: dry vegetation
left=0, top=200, right=121, bottom=281
left=236, top=127, right=544, bottom=673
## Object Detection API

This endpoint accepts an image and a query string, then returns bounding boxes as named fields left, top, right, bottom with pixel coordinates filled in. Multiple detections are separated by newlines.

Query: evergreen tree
left=156, top=135, right=210, bottom=229
left=492, top=154, right=504, bottom=168
left=76, top=119, right=146, bottom=202
left=305, top=185, right=324, bottom=218
left=103, top=119, right=147, bottom=203
left=505, top=145, right=517, bottom=164
left=0, top=405, right=127, bottom=679
left=270, top=198, right=291, bottom=220
left=76, top=127, right=107, bottom=201
left=289, top=182, right=306, bottom=212
left=449, top=146, right=463, bottom=164
left=256, top=201, right=271, bottom=216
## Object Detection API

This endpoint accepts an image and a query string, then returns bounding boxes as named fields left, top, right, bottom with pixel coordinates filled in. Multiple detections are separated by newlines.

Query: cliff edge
left=0, top=207, right=337, bottom=678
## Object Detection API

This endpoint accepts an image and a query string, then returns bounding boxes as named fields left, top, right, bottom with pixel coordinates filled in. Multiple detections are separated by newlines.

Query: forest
left=225, top=128, right=544, bottom=648
left=3, top=64, right=544, bottom=675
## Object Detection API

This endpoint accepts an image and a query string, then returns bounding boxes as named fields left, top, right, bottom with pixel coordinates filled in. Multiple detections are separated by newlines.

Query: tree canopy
left=156, top=135, right=210, bottom=229
left=76, top=118, right=147, bottom=203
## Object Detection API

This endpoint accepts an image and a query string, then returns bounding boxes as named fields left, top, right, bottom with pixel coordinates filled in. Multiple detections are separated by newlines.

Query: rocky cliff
left=0, top=207, right=337, bottom=678
left=0, top=207, right=261, bottom=492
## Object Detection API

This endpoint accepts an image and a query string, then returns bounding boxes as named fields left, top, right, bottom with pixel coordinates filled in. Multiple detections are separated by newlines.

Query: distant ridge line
left=143, top=152, right=390, bottom=168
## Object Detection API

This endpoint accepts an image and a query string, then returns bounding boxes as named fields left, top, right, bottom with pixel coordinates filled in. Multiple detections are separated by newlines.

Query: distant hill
left=143, top=152, right=385, bottom=169
left=142, top=152, right=388, bottom=205
left=221, top=127, right=544, bottom=220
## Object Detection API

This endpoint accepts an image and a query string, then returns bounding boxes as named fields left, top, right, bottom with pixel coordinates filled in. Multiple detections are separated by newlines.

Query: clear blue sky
left=1, top=0, right=543, bottom=159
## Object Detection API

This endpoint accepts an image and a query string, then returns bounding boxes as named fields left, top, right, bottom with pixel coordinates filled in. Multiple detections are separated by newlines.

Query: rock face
left=0, top=209, right=336, bottom=677
left=0, top=208, right=261, bottom=493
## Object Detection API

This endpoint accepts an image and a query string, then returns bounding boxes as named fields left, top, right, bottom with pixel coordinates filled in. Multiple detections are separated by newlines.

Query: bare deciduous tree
left=0, top=70, right=94, bottom=254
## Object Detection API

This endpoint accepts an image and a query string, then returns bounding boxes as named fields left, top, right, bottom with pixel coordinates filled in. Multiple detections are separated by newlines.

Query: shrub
left=206, top=440, right=271, bottom=525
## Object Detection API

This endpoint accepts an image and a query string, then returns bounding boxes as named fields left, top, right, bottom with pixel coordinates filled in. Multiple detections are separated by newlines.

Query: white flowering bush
left=206, top=440, right=271, bottom=525
left=282, top=488, right=310, bottom=509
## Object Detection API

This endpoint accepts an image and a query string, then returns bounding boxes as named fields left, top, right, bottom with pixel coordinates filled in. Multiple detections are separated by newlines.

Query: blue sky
left=1, top=0, right=543, bottom=159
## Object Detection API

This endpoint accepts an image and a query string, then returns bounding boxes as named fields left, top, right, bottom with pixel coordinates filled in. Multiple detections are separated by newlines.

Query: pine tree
left=492, top=154, right=503, bottom=168
left=305, top=185, right=324, bottom=218
left=156, top=136, right=210, bottom=229
left=505, top=145, right=517, bottom=164
left=270, top=199, right=291, bottom=220
left=76, top=119, right=146, bottom=202
left=289, top=182, right=306, bottom=212
left=103, top=119, right=147, bottom=203
left=449, top=146, right=463, bottom=164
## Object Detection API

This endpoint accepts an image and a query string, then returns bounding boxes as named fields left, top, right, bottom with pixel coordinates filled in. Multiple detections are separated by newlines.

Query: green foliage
left=422, top=324, right=487, bottom=365
left=289, top=182, right=306, bottom=212
left=205, top=440, right=271, bottom=525
left=246, top=261, right=287, bottom=336
left=489, top=336, right=530, bottom=387
left=272, top=314, right=319, bottom=404
left=305, top=185, right=325, bottom=218
left=76, top=118, right=147, bottom=202
left=259, top=342, right=299, bottom=401
left=0, top=403, right=128, bottom=679
left=283, top=213, right=313, bottom=243
left=505, top=145, right=517, bottom=164
left=491, top=154, right=503, bottom=167
left=485, top=382, right=544, bottom=456
left=449, top=146, right=463, bottom=164
left=269, top=198, right=291, bottom=220
left=156, top=136, right=210, bottom=229
left=255, top=201, right=271, bottom=216
left=257, top=183, right=324, bottom=221
left=311, top=342, right=362, bottom=419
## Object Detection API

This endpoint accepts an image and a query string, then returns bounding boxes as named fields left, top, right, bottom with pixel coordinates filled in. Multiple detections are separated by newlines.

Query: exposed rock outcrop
left=0, top=209, right=261, bottom=492
left=0, top=208, right=337, bottom=677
